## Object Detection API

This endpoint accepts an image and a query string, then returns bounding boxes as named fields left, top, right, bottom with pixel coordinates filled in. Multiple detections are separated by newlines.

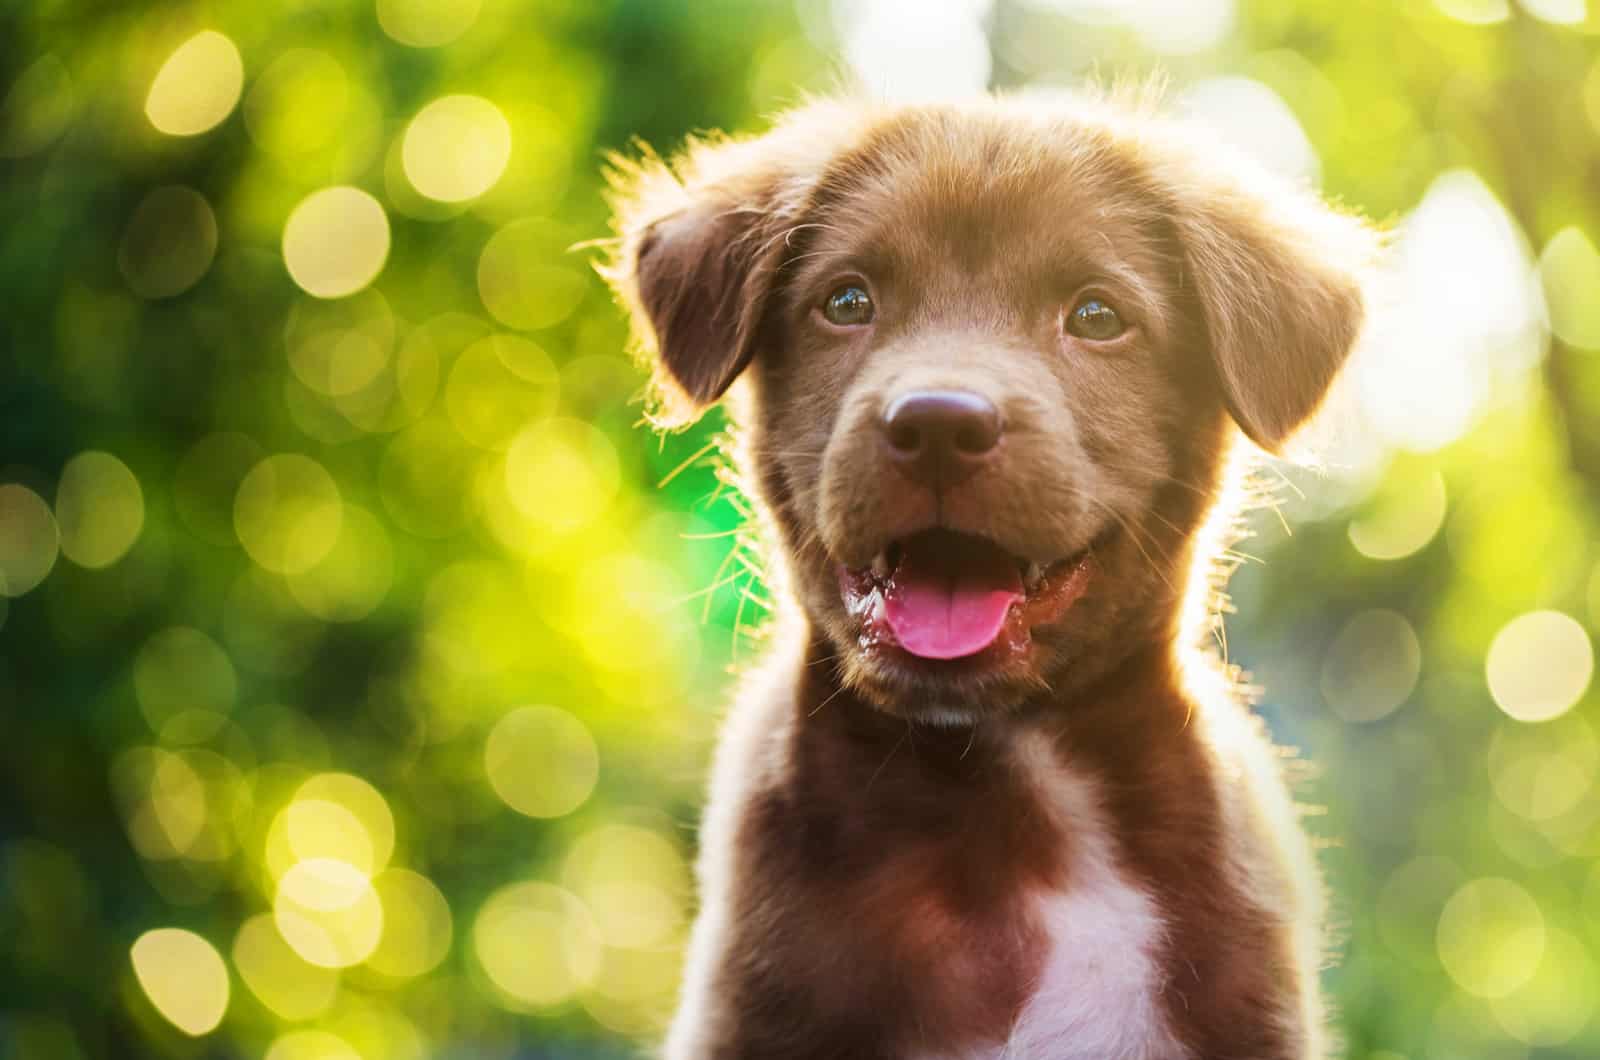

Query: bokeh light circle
left=129, top=927, right=230, bottom=1035
left=273, top=857, right=384, bottom=968
left=377, top=0, right=483, bottom=46
left=286, top=504, right=394, bottom=622
left=1437, top=877, right=1546, bottom=998
left=505, top=418, right=620, bottom=533
left=366, top=869, right=454, bottom=978
left=484, top=705, right=600, bottom=818
left=402, top=95, right=512, bottom=203
left=263, top=1029, right=362, bottom=1060
left=145, top=31, right=243, bottom=136
left=563, top=823, right=689, bottom=948
left=1486, top=611, right=1593, bottom=722
left=232, top=913, right=339, bottom=1021
left=54, top=451, right=144, bottom=568
left=473, top=881, right=601, bottom=1008
left=1319, top=609, right=1422, bottom=722
left=282, top=187, right=391, bottom=299
left=234, top=454, right=344, bottom=575
left=1348, top=470, right=1447, bottom=561
left=0, top=483, right=59, bottom=596
left=118, top=186, right=218, bottom=299
left=445, top=333, right=559, bottom=449
left=477, top=219, right=589, bottom=330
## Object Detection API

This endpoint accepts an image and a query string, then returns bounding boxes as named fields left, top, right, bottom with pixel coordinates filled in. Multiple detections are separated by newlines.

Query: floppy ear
left=602, top=113, right=850, bottom=426
left=1156, top=143, right=1380, bottom=452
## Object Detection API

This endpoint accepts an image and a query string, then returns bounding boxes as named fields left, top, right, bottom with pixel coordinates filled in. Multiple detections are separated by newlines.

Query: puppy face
left=607, top=98, right=1374, bottom=721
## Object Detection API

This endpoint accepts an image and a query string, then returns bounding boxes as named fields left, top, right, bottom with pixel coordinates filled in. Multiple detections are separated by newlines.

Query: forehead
left=797, top=110, right=1170, bottom=295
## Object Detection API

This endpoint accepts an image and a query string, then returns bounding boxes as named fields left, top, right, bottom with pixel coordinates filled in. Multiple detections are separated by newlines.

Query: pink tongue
left=883, top=542, right=1023, bottom=660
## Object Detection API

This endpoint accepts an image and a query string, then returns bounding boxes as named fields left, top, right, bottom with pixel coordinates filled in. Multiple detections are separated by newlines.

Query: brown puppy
left=604, top=94, right=1377, bottom=1060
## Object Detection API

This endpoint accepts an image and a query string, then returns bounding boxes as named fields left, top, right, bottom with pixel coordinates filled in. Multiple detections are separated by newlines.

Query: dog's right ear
left=602, top=119, right=843, bottom=426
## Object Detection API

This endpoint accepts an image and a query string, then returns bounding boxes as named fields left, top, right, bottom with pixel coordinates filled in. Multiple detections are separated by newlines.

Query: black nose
left=881, top=389, right=1002, bottom=490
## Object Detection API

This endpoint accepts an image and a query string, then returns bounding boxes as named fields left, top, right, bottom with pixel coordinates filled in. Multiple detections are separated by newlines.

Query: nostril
left=955, top=421, right=995, bottom=454
left=888, top=421, right=922, bottom=454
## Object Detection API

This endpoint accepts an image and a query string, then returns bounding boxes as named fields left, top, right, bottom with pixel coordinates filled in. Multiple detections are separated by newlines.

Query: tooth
left=872, top=551, right=890, bottom=578
left=1024, top=561, right=1044, bottom=590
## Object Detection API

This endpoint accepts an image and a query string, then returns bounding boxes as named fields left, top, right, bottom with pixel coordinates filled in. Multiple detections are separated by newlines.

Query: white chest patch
left=972, top=735, right=1189, bottom=1060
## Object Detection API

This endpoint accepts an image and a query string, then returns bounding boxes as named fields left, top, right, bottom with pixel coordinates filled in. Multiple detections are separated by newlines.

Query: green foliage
left=2, top=1, right=1600, bottom=1057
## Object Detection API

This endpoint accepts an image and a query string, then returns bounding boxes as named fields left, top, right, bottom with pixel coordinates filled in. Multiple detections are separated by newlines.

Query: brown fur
left=603, top=93, right=1378, bottom=1059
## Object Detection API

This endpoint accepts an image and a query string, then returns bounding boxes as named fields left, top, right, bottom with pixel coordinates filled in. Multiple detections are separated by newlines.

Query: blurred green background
left=4, top=0, right=1600, bottom=1056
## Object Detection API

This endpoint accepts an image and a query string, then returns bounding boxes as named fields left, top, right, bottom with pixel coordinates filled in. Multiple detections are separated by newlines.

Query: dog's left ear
left=1156, top=143, right=1380, bottom=452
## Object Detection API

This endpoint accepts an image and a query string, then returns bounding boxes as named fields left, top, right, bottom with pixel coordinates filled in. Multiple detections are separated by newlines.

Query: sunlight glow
left=837, top=0, right=992, bottom=102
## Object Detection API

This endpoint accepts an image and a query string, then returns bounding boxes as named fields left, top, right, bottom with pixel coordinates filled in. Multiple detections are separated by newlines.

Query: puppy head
left=605, top=97, right=1377, bottom=721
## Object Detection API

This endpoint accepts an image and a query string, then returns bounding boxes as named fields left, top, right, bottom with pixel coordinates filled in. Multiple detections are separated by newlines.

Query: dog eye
left=822, top=284, right=875, bottom=326
left=1065, top=297, right=1125, bottom=341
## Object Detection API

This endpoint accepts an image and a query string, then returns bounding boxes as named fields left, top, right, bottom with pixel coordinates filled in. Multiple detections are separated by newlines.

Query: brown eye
left=822, top=284, right=874, bottom=326
left=1065, top=296, right=1125, bottom=341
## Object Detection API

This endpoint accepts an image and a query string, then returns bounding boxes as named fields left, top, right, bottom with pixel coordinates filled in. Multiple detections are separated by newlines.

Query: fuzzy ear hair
left=1157, top=143, right=1381, bottom=453
left=601, top=126, right=830, bottom=427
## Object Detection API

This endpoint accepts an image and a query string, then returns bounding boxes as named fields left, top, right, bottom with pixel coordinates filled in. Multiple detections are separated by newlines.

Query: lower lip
left=837, top=552, right=1094, bottom=666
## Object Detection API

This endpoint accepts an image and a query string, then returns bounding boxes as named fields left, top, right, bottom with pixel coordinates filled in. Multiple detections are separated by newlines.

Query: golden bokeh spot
left=1437, top=877, right=1546, bottom=998
left=1489, top=926, right=1598, bottom=1046
left=265, top=772, right=396, bottom=881
left=563, top=823, right=689, bottom=949
left=477, top=218, right=589, bottom=330
left=118, top=185, right=218, bottom=300
left=1348, top=468, right=1447, bottom=562
left=377, top=0, right=483, bottom=47
left=133, top=627, right=236, bottom=733
left=0, top=483, right=59, bottom=597
left=505, top=418, right=620, bottom=534
left=1319, top=609, right=1422, bottom=723
left=234, top=454, right=344, bottom=575
left=129, top=928, right=230, bottom=1035
left=444, top=333, right=559, bottom=449
left=1486, top=611, right=1593, bottom=723
left=366, top=869, right=453, bottom=979
left=54, top=451, right=144, bottom=568
left=274, top=857, right=384, bottom=968
left=232, top=913, right=340, bottom=1021
left=287, top=504, right=394, bottom=622
left=403, top=95, right=512, bottom=203
left=473, top=881, right=601, bottom=1008
left=245, top=50, right=349, bottom=160
left=144, top=31, right=243, bottom=137
left=1, top=53, right=75, bottom=158
left=1376, top=856, right=1462, bottom=969
left=263, top=1029, right=362, bottom=1060
left=484, top=705, right=600, bottom=819
left=1539, top=227, right=1600, bottom=351
left=282, top=187, right=390, bottom=299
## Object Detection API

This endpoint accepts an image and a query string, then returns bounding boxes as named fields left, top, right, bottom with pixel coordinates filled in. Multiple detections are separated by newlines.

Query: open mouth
left=837, top=528, right=1096, bottom=663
